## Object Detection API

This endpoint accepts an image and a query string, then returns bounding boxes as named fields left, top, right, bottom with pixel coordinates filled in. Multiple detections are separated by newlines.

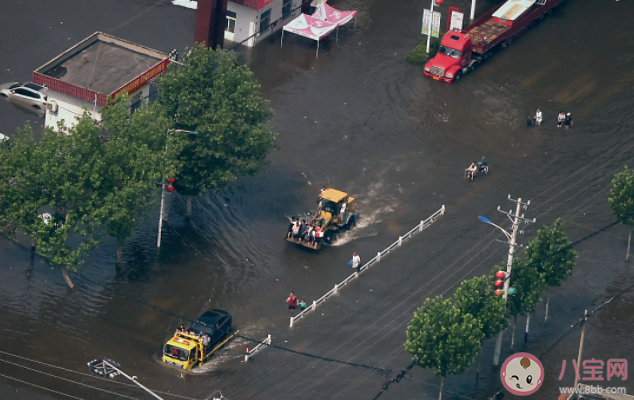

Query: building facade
left=225, top=0, right=300, bottom=46
left=33, top=32, right=170, bottom=131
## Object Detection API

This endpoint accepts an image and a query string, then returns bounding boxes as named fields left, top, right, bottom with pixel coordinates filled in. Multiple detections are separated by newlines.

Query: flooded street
left=1, top=0, right=634, bottom=399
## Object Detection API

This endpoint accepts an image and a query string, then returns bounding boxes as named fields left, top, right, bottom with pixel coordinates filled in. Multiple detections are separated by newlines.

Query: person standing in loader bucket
left=285, top=188, right=359, bottom=250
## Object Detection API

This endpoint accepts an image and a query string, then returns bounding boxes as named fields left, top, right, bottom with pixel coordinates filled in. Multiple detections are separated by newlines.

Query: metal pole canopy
left=281, top=28, right=284, bottom=47
left=470, top=0, right=476, bottom=20
left=316, top=39, right=320, bottom=58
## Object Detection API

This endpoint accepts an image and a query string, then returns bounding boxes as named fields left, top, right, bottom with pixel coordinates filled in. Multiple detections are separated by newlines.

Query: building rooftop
left=34, top=32, right=169, bottom=106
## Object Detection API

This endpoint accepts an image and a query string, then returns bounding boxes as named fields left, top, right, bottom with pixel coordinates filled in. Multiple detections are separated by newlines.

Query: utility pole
left=492, top=195, right=535, bottom=367
left=574, top=310, right=589, bottom=387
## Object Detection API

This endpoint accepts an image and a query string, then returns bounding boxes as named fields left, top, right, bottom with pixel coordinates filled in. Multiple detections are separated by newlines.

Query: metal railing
left=244, top=334, right=272, bottom=362
left=289, top=205, right=446, bottom=327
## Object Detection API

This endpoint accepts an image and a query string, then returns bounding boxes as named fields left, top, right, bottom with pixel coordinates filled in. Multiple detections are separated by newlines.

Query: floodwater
left=1, top=0, right=634, bottom=399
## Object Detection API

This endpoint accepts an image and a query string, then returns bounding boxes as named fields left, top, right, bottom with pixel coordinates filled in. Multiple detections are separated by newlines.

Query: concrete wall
left=45, top=90, right=102, bottom=131
left=226, top=0, right=299, bottom=47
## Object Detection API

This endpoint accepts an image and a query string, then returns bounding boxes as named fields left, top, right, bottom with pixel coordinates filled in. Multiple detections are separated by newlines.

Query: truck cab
left=162, top=310, right=237, bottom=370
left=423, top=30, right=476, bottom=83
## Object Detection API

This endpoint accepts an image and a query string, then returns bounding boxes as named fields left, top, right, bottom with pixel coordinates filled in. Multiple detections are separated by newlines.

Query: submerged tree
left=96, top=95, right=171, bottom=265
left=525, top=219, right=577, bottom=322
left=155, top=43, right=277, bottom=216
left=609, top=166, right=634, bottom=259
left=406, top=296, right=484, bottom=400
left=503, top=259, right=545, bottom=346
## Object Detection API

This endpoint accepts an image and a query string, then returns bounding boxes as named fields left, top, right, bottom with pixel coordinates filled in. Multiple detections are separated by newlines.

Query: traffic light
left=494, top=270, right=506, bottom=296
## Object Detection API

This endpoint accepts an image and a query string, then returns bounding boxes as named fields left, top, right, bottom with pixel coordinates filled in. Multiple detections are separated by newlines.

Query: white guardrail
left=244, top=334, right=272, bottom=362
left=289, top=205, right=445, bottom=328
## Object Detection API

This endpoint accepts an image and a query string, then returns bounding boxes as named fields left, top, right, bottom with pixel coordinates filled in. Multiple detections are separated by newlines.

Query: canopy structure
left=313, top=2, right=357, bottom=27
left=281, top=14, right=337, bottom=57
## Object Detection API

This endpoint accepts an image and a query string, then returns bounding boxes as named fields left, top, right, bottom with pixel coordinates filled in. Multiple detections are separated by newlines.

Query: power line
left=0, top=357, right=141, bottom=400
left=0, top=350, right=199, bottom=400
left=0, top=372, right=87, bottom=400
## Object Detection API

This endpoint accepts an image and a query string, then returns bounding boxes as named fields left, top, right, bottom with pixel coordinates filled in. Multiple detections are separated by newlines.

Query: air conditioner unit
left=47, top=100, right=58, bottom=114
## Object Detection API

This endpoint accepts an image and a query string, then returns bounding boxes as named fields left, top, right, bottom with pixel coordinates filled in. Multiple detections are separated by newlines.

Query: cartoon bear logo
left=501, top=352, right=544, bottom=396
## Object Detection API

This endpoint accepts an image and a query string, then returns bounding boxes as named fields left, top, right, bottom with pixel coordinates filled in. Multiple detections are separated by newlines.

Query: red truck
left=423, top=0, right=564, bottom=83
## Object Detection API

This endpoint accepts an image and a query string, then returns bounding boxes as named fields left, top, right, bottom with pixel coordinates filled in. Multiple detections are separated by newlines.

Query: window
left=225, top=11, right=236, bottom=34
left=438, top=45, right=462, bottom=59
left=14, top=88, right=40, bottom=99
left=282, top=0, right=293, bottom=19
left=259, top=9, right=271, bottom=34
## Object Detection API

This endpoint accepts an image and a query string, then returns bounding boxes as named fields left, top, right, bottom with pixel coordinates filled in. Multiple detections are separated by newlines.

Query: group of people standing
left=529, top=109, right=573, bottom=128
left=286, top=291, right=307, bottom=311
left=287, top=218, right=324, bottom=248
left=176, top=324, right=212, bottom=353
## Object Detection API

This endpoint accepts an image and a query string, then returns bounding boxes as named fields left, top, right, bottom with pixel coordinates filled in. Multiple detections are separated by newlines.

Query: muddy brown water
left=1, top=0, right=634, bottom=399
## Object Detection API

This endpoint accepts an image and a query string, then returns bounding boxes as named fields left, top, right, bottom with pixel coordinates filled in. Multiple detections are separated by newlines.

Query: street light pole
left=157, top=129, right=199, bottom=248
left=492, top=199, right=521, bottom=367
left=481, top=195, right=535, bottom=367
left=88, top=359, right=164, bottom=400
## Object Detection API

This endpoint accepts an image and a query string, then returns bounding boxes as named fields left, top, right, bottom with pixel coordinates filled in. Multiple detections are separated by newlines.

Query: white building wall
left=226, top=3, right=258, bottom=45
left=226, top=0, right=300, bottom=47
left=45, top=90, right=102, bottom=132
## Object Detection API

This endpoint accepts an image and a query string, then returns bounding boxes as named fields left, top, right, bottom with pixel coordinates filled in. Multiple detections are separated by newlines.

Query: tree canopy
left=525, top=219, right=576, bottom=288
left=609, top=166, right=634, bottom=226
left=503, top=259, right=545, bottom=317
left=155, top=43, right=277, bottom=198
left=406, top=296, right=484, bottom=378
left=454, top=275, right=508, bottom=340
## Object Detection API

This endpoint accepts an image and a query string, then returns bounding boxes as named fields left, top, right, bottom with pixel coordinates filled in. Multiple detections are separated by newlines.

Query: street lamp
left=88, top=359, right=164, bottom=400
left=480, top=213, right=517, bottom=367
left=479, top=196, right=535, bottom=367
left=426, top=0, right=443, bottom=54
left=157, top=128, right=200, bottom=248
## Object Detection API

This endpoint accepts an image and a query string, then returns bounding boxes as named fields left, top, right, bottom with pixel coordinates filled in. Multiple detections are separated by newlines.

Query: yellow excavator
left=286, top=188, right=358, bottom=250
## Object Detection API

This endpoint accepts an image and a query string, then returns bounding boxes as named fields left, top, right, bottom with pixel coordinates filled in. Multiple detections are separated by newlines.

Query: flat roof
left=35, top=32, right=167, bottom=95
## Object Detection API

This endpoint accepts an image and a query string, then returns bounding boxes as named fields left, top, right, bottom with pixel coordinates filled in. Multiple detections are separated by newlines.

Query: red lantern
left=167, top=177, right=176, bottom=184
left=494, top=279, right=504, bottom=288
left=435, top=0, right=443, bottom=5
left=495, top=289, right=502, bottom=296
left=495, top=271, right=506, bottom=279
left=166, top=185, right=175, bottom=193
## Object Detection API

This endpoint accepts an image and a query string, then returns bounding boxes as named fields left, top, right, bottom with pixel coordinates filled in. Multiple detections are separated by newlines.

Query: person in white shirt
left=557, top=111, right=566, bottom=127
left=535, top=109, right=542, bottom=125
left=339, top=202, right=347, bottom=222
left=352, top=252, right=361, bottom=272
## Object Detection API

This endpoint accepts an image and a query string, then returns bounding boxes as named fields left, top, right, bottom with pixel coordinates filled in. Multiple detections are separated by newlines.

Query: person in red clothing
left=286, top=291, right=298, bottom=310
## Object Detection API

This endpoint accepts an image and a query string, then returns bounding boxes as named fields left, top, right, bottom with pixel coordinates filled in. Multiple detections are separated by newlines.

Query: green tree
left=454, top=275, right=508, bottom=340
left=501, top=259, right=545, bottom=346
left=96, top=95, right=171, bottom=265
left=4, top=117, right=110, bottom=288
left=155, top=43, right=277, bottom=216
left=609, top=166, right=634, bottom=225
left=525, top=219, right=577, bottom=321
left=609, top=166, right=634, bottom=260
left=406, top=296, right=484, bottom=400
left=0, top=125, right=43, bottom=246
